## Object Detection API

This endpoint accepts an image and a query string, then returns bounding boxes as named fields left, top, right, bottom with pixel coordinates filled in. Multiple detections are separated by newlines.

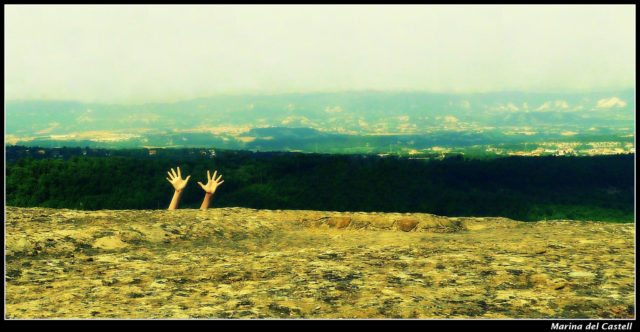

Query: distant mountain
left=6, top=90, right=634, bottom=138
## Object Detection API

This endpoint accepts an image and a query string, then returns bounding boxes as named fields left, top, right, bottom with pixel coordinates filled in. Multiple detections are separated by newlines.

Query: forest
left=5, top=147, right=634, bottom=222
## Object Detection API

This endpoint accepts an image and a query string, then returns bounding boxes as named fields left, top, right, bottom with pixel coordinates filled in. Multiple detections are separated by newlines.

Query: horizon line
left=5, top=87, right=636, bottom=106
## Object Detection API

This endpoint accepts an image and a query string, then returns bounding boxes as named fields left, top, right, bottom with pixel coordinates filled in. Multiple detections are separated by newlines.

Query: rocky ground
left=5, top=206, right=635, bottom=319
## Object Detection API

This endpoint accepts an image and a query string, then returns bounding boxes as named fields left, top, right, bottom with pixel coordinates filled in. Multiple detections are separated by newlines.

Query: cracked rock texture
left=5, top=206, right=635, bottom=319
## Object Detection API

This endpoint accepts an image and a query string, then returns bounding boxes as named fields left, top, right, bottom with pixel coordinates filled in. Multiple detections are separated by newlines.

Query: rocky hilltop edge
left=5, top=206, right=635, bottom=319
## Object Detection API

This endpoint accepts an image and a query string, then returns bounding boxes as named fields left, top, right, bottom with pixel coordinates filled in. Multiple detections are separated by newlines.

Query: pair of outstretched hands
left=166, top=167, right=224, bottom=193
left=166, top=167, right=224, bottom=210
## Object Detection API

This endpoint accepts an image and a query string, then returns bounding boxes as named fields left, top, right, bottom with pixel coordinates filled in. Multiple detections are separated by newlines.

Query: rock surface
left=4, top=206, right=635, bottom=319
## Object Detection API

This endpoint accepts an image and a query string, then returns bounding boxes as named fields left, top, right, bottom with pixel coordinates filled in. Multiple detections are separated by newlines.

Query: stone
left=396, top=219, right=419, bottom=232
left=568, top=271, right=595, bottom=278
left=548, top=278, right=569, bottom=290
left=92, top=236, right=128, bottom=250
left=118, top=230, right=144, bottom=243
left=529, top=273, right=549, bottom=286
left=9, top=238, right=34, bottom=255
left=369, top=216, right=395, bottom=229
left=300, top=213, right=326, bottom=222
left=347, top=218, right=369, bottom=229
left=325, top=217, right=351, bottom=229
left=130, top=224, right=173, bottom=243
left=419, top=215, right=447, bottom=229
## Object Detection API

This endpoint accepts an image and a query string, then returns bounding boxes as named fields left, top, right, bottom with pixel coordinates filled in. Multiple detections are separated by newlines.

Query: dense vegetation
left=5, top=147, right=634, bottom=222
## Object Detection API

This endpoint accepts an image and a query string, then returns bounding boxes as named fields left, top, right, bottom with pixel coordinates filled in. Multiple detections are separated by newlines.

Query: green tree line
left=5, top=149, right=634, bottom=222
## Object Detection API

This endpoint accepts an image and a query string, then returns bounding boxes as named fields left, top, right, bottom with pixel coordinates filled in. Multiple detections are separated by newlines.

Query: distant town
left=6, top=137, right=635, bottom=164
left=423, top=140, right=636, bottom=159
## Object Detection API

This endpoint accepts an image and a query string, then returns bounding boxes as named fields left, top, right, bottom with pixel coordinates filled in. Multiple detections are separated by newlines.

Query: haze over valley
left=6, top=89, right=634, bottom=156
left=5, top=5, right=635, bottom=156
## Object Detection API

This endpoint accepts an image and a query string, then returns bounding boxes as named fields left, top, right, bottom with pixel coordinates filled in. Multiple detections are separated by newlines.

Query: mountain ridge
left=7, top=90, right=634, bottom=138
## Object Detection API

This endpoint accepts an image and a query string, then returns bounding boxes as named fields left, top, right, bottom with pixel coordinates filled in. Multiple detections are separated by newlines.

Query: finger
left=171, top=168, right=177, bottom=178
left=167, top=171, right=174, bottom=179
left=216, top=174, right=223, bottom=182
left=166, top=177, right=172, bottom=183
left=177, top=167, right=182, bottom=178
left=185, top=175, right=191, bottom=182
left=212, top=170, right=217, bottom=181
left=198, top=181, right=205, bottom=189
left=218, top=180, right=224, bottom=185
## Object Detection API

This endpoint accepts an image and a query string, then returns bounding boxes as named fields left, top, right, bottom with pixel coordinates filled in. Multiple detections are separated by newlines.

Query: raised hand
left=199, top=170, right=224, bottom=210
left=166, top=166, right=190, bottom=210
left=198, top=170, right=224, bottom=194
left=166, top=167, right=191, bottom=192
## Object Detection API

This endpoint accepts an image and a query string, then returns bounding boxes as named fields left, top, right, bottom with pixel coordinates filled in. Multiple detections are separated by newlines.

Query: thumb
left=198, top=181, right=205, bottom=189
left=185, top=175, right=191, bottom=182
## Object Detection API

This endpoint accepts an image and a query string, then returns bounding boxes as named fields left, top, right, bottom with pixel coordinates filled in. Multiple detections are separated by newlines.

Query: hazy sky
left=4, top=5, right=636, bottom=103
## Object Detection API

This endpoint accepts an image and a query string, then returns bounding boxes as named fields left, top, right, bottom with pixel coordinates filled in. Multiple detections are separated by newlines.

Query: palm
left=198, top=170, right=224, bottom=194
left=166, top=167, right=191, bottom=191
left=170, top=178, right=189, bottom=191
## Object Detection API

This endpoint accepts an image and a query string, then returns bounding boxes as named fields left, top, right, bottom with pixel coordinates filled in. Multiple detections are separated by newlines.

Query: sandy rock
left=8, top=238, right=34, bottom=255
left=396, top=219, right=419, bottom=232
left=299, top=213, right=326, bottom=221
left=369, top=216, right=395, bottom=229
left=529, top=273, right=549, bottom=286
left=548, top=278, right=569, bottom=290
left=118, top=230, right=144, bottom=243
left=130, top=224, right=173, bottom=243
left=325, top=217, right=351, bottom=229
left=418, top=215, right=446, bottom=229
left=92, top=236, right=128, bottom=250
left=347, top=217, right=369, bottom=229
left=4, top=207, right=635, bottom=319
left=568, top=271, right=596, bottom=279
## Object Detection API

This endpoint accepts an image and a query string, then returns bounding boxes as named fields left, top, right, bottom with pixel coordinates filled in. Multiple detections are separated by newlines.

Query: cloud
left=35, top=122, right=60, bottom=135
left=595, top=97, right=627, bottom=108
left=554, top=100, right=569, bottom=109
left=444, top=116, right=459, bottom=123
left=76, top=115, right=95, bottom=123
left=281, top=115, right=312, bottom=125
left=536, top=100, right=569, bottom=111
left=536, top=101, right=552, bottom=111
left=451, top=100, right=470, bottom=109
left=324, top=106, right=343, bottom=114
left=491, top=103, right=519, bottom=111
left=506, top=103, right=519, bottom=111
